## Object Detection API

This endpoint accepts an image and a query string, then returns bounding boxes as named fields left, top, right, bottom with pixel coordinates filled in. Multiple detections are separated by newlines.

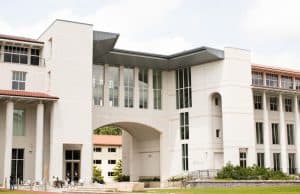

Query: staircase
left=66, top=185, right=118, bottom=194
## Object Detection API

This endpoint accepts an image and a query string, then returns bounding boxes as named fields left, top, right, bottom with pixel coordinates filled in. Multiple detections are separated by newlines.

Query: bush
left=216, top=163, right=292, bottom=180
left=168, top=175, right=187, bottom=182
left=93, top=166, right=104, bottom=184
left=113, top=160, right=130, bottom=182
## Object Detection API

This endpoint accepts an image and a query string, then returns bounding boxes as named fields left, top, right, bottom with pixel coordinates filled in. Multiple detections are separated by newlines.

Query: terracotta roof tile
left=0, top=34, right=43, bottom=44
left=0, top=89, right=59, bottom=100
left=93, top=135, right=122, bottom=146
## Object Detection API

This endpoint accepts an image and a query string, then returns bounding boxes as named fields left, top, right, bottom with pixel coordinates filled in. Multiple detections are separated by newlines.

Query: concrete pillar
left=0, top=43, right=4, bottom=62
left=263, top=91, right=271, bottom=168
left=148, top=69, right=154, bottom=109
left=35, top=102, right=44, bottom=182
left=80, top=143, right=92, bottom=184
left=119, top=65, right=125, bottom=107
left=279, top=93, right=288, bottom=173
left=294, top=96, right=300, bottom=173
left=104, top=64, right=110, bottom=107
left=3, top=101, right=14, bottom=188
left=27, top=46, right=31, bottom=65
left=134, top=67, right=139, bottom=109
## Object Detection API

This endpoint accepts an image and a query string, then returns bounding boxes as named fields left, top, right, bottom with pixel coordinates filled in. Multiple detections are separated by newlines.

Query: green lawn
left=147, top=186, right=300, bottom=194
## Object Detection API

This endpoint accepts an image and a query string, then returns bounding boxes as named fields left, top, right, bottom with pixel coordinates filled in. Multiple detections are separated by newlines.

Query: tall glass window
left=273, top=153, right=281, bottom=171
left=287, top=124, right=295, bottom=145
left=180, top=112, right=189, bottom=140
left=253, top=94, right=263, bottom=110
left=239, top=151, right=247, bottom=168
left=266, top=74, right=278, bottom=88
left=93, top=65, right=104, bottom=106
left=13, top=109, right=25, bottom=136
left=252, top=72, right=264, bottom=86
left=4, top=46, right=28, bottom=64
left=124, top=67, right=134, bottom=108
left=139, top=68, right=148, bottom=109
left=182, top=144, right=189, bottom=171
left=108, top=66, right=120, bottom=107
left=281, top=76, right=293, bottom=89
left=11, top=148, right=24, bottom=183
left=288, top=153, right=296, bottom=174
left=295, top=78, right=300, bottom=90
left=272, top=123, right=280, bottom=145
left=257, top=153, right=265, bottom=168
left=12, top=71, right=26, bottom=90
left=176, top=67, right=192, bottom=109
left=153, top=69, right=162, bottom=109
left=256, top=122, right=264, bottom=144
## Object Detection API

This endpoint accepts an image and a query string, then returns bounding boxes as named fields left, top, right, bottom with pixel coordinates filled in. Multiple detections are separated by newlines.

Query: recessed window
left=269, top=97, right=278, bottom=111
left=93, top=160, right=102, bottom=164
left=257, top=153, right=265, bottom=168
left=139, top=68, right=148, bottom=109
left=239, top=151, right=247, bottom=168
left=216, top=129, right=221, bottom=138
left=4, top=46, right=28, bottom=64
left=285, top=98, right=293, bottom=112
left=13, top=109, right=25, bottom=136
left=252, top=72, right=263, bottom=86
left=108, top=160, right=116, bottom=164
left=256, top=122, right=264, bottom=144
left=93, top=65, right=104, bottom=106
left=215, top=97, right=219, bottom=106
left=272, top=123, right=280, bottom=145
left=12, top=71, right=26, bottom=90
left=254, top=94, right=263, bottom=110
left=108, top=172, right=114, bottom=176
left=273, top=153, right=281, bottom=171
left=266, top=74, right=278, bottom=88
left=281, top=76, right=293, bottom=89
left=124, top=67, right=134, bottom=108
left=93, top=147, right=102, bottom=152
left=153, top=69, right=162, bottom=110
left=180, top=112, right=189, bottom=140
left=287, top=124, right=295, bottom=145
left=176, top=67, right=192, bottom=109
left=182, top=144, right=189, bottom=171
left=30, top=49, right=40, bottom=65
left=288, top=153, right=296, bottom=174
left=108, top=148, right=116, bottom=152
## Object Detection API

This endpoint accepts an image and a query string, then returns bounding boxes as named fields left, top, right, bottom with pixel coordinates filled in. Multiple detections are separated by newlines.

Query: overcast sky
left=0, top=0, right=299, bottom=69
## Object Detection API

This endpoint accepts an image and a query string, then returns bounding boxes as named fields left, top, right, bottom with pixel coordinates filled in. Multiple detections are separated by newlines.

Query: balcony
left=0, top=51, right=45, bottom=66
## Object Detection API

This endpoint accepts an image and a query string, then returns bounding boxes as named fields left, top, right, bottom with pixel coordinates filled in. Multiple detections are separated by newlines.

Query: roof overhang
left=0, top=90, right=59, bottom=101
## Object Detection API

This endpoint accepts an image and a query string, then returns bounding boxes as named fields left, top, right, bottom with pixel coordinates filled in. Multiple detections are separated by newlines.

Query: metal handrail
left=0, top=51, right=45, bottom=66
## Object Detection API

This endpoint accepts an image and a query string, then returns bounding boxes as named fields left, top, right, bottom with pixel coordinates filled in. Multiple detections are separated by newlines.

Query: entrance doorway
left=65, top=150, right=80, bottom=183
left=11, top=148, right=24, bottom=184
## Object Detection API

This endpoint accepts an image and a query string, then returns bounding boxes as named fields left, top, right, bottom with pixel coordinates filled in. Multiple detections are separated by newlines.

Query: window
left=215, top=97, right=219, bottom=106
left=139, top=68, right=148, bottom=109
left=239, top=151, right=247, bottom=168
left=295, top=78, right=300, bottom=90
left=253, top=94, right=263, bottom=110
left=176, top=67, right=192, bottom=109
left=13, top=109, right=25, bottom=136
left=269, top=97, right=278, bottom=111
left=12, top=71, right=26, bottom=90
left=11, top=148, right=24, bottom=182
left=108, top=148, right=116, bottom=152
left=30, top=49, right=40, bottom=65
left=256, top=122, right=264, bottom=144
left=252, top=72, right=263, bottom=86
left=281, top=76, right=293, bottom=89
left=4, top=46, right=28, bottom=64
left=288, top=153, right=296, bottom=174
left=180, top=112, right=189, bottom=140
left=65, top=150, right=80, bottom=160
left=272, top=123, right=280, bottom=144
left=108, top=160, right=116, bottom=164
left=273, top=153, right=281, bottom=171
left=287, top=124, right=295, bottom=145
left=266, top=74, right=278, bottom=88
left=216, top=129, right=221, bottom=138
left=108, top=172, right=114, bottom=176
left=93, top=65, right=104, bottom=106
left=124, top=67, right=134, bottom=108
left=257, top=153, right=265, bottom=168
left=285, top=98, right=292, bottom=112
left=182, top=144, right=189, bottom=171
left=93, top=160, right=102, bottom=164
left=93, top=147, right=102, bottom=152
left=153, top=69, right=162, bottom=109
left=108, top=66, right=119, bottom=107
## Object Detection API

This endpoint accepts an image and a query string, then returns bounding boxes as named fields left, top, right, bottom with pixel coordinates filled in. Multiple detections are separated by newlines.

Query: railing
left=0, top=51, right=45, bottom=66
left=186, top=169, right=220, bottom=181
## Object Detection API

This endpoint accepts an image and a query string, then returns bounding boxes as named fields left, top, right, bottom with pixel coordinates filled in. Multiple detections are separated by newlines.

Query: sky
left=0, top=0, right=300, bottom=69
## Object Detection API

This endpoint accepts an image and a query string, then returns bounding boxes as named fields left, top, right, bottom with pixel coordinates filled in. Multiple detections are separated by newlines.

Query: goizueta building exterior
left=0, top=19, right=299, bottom=186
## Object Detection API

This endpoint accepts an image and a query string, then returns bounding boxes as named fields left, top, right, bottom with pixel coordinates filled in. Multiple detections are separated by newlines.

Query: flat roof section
left=0, top=34, right=44, bottom=44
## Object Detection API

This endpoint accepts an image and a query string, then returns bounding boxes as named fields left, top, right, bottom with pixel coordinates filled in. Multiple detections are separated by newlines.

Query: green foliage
left=92, top=166, right=104, bottom=184
left=112, top=160, right=130, bottom=182
left=168, top=175, right=187, bottom=182
left=216, top=163, right=292, bottom=180
left=94, top=126, right=122, bottom=135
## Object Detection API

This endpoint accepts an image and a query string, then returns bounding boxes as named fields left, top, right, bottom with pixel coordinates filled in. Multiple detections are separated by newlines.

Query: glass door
left=65, top=150, right=81, bottom=183
left=11, top=148, right=24, bottom=184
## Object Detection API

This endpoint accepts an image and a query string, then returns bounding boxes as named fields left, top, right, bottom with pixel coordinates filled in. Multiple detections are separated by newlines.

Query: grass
left=146, top=185, right=300, bottom=194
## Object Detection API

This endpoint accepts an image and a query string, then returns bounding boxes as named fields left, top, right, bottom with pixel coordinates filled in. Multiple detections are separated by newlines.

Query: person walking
left=9, top=176, right=15, bottom=190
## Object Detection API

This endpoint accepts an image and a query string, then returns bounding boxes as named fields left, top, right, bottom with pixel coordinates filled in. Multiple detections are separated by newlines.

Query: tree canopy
left=94, top=125, right=122, bottom=135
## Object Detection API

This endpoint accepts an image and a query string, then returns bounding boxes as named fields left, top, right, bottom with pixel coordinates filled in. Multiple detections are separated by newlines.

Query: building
left=93, top=135, right=122, bottom=183
left=0, top=19, right=299, bottom=187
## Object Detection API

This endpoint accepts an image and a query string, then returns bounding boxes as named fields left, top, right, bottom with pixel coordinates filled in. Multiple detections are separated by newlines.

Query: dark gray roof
left=93, top=31, right=224, bottom=70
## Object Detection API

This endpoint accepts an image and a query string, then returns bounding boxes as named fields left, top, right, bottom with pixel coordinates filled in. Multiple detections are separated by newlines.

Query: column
left=263, top=91, right=271, bottom=168
left=3, top=101, right=14, bottom=188
left=148, top=69, right=154, bottom=109
left=27, top=46, right=31, bottom=65
left=35, top=102, right=44, bottom=182
left=134, top=67, right=139, bottom=109
left=104, top=64, right=110, bottom=107
left=279, top=93, right=288, bottom=173
left=119, top=65, right=125, bottom=107
left=0, top=43, right=4, bottom=62
left=294, top=96, right=300, bottom=173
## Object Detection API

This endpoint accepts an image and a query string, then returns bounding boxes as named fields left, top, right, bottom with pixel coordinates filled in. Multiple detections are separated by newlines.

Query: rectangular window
left=108, top=160, right=116, bottom=164
left=288, top=153, right=296, bottom=174
left=13, top=109, right=25, bottom=136
left=295, top=78, right=300, bottom=90
left=153, top=69, right=162, bottom=110
left=281, top=76, right=293, bottom=89
left=239, top=151, right=247, bottom=168
left=108, top=172, right=114, bottom=176
left=93, top=147, right=102, bottom=152
left=30, top=49, right=40, bottom=65
left=285, top=98, right=293, bottom=112
left=269, top=97, right=278, bottom=111
left=176, top=67, right=192, bottom=109
left=253, top=94, right=263, bottom=110
left=182, top=144, right=189, bottom=171
left=4, top=46, right=28, bottom=64
left=266, top=74, right=278, bottom=88
left=252, top=72, right=264, bottom=86
left=257, top=153, right=265, bottom=168
left=124, top=67, right=134, bottom=108
left=65, top=150, right=81, bottom=160
left=216, top=129, right=221, bottom=138
left=108, top=148, right=116, bottom=152
left=93, top=65, right=104, bottom=106
left=273, top=153, right=281, bottom=171
left=180, top=112, right=189, bottom=140
left=11, top=148, right=24, bottom=182
left=272, top=123, right=280, bottom=144
left=256, top=122, right=264, bottom=144
left=108, top=66, right=120, bottom=107
left=287, top=124, right=295, bottom=145
left=93, top=160, right=102, bottom=164
left=139, top=68, right=148, bottom=109
left=12, top=71, right=26, bottom=90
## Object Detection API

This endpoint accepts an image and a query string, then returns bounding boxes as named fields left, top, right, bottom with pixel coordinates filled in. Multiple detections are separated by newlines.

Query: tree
left=112, top=160, right=130, bottom=182
left=93, top=166, right=104, bottom=184
left=94, top=126, right=122, bottom=135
